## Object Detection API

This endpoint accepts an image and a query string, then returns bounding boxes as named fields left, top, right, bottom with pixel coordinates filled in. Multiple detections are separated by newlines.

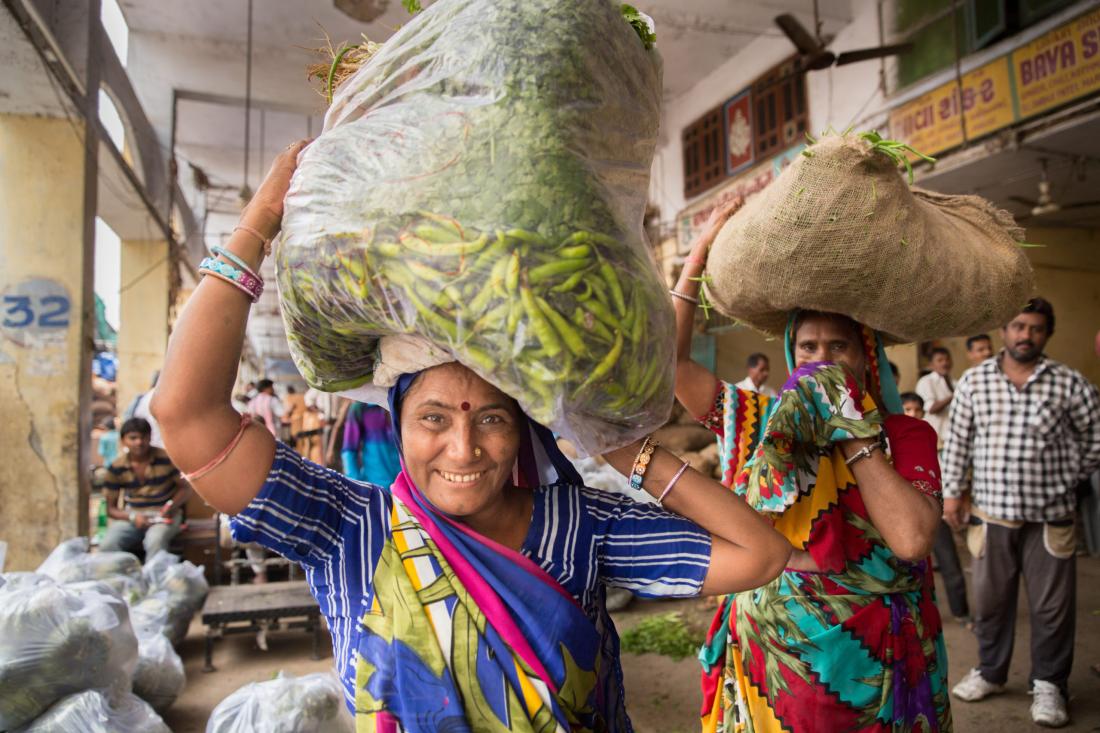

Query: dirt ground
left=165, top=554, right=1100, bottom=732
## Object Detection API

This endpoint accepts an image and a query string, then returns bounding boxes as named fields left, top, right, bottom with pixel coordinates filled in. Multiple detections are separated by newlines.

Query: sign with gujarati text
left=1012, top=6, right=1100, bottom=118
left=887, top=6, right=1100, bottom=157
left=888, top=57, right=1015, bottom=158
left=723, top=90, right=754, bottom=176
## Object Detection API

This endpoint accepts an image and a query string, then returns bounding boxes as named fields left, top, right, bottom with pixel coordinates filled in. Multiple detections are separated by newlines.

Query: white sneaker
left=952, top=668, right=1005, bottom=702
left=1030, top=680, right=1069, bottom=727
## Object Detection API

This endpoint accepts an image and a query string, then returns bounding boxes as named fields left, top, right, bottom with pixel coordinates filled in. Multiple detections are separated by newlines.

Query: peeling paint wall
left=0, top=114, right=89, bottom=570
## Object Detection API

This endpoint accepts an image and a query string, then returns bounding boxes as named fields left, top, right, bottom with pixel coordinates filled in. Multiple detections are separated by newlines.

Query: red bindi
left=460, top=401, right=471, bottom=411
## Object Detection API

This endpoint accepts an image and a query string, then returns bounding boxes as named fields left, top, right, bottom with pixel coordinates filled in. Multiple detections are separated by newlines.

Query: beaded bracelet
left=198, top=256, right=264, bottom=303
left=212, top=246, right=259, bottom=280
left=629, top=436, right=659, bottom=490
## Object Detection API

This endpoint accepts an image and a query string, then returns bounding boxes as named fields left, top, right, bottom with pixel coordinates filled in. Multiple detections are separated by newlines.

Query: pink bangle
left=184, top=413, right=255, bottom=482
left=658, top=461, right=690, bottom=506
left=234, top=224, right=273, bottom=257
left=684, top=256, right=707, bottom=266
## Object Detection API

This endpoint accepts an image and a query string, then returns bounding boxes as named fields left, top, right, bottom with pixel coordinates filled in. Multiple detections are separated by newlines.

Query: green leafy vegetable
left=401, top=0, right=422, bottom=14
left=620, top=612, right=699, bottom=660
left=621, top=4, right=656, bottom=49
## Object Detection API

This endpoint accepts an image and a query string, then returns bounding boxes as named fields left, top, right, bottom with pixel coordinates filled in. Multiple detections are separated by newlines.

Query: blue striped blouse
left=230, top=442, right=711, bottom=708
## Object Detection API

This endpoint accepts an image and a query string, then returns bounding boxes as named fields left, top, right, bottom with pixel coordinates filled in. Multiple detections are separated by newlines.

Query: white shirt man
left=734, top=353, right=777, bottom=397
left=915, top=347, right=955, bottom=446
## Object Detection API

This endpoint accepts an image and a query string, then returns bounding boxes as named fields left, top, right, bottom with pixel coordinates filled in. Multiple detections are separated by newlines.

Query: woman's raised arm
left=151, top=140, right=309, bottom=515
left=603, top=441, right=791, bottom=595
left=671, top=197, right=741, bottom=419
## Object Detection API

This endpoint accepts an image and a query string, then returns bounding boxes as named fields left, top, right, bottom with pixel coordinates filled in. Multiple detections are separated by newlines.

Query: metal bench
left=199, top=580, right=323, bottom=672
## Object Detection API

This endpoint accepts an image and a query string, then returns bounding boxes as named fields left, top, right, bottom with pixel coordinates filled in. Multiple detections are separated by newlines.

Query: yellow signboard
left=1012, top=6, right=1100, bottom=118
left=888, top=57, right=1016, bottom=158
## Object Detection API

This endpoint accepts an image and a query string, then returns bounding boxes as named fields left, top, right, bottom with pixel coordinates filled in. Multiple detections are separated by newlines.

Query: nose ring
left=474, top=447, right=482, bottom=458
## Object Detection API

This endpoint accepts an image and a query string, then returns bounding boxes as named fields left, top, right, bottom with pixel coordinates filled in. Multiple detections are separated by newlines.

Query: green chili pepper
left=400, top=232, right=490, bottom=257
left=575, top=331, right=622, bottom=393
left=535, top=295, right=588, bottom=358
left=520, top=286, right=562, bottom=357
left=557, top=244, right=591, bottom=259
left=505, top=250, right=521, bottom=294
left=570, top=306, right=614, bottom=343
left=414, top=223, right=465, bottom=244
left=598, top=261, right=627, bottom=316
left=582, top=299, right=618, bottom=330
left=473, top=302, right=509, bottom=331
left=550, top=267, right=591, bottom=294
left=506, top=228, right=549, bottom=245
left=528, top=258, right=589, bottom=285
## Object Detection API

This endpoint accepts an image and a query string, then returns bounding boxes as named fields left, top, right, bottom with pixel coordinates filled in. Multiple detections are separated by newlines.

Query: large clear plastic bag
left=37, top=537, right=147, bottom=603
left=278, top=0, right=672, bottom=454
left=206, top=672, right=353, bottom=733
left=132, top=632, right=185, bottom=712
left=0, top=582, right=138, bottom=729
left=12, top=689, right=170, bottom=733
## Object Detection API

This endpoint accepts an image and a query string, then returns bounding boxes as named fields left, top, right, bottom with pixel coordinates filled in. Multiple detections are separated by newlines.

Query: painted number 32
left=2, top=294, right=71, bottom=328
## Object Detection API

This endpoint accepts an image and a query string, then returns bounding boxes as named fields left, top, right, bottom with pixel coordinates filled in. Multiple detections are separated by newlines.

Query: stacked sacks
left=704, top=131, right=1034, bottom=342
left=37, top=537, right=147, bottom=603
left=0, top=581, right=139, bottom=730
left=279, top=0, right=671, bottom=454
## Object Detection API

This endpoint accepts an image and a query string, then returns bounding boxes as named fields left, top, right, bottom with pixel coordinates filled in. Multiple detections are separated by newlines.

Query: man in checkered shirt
left=941, top=297, right=1100, bottom=728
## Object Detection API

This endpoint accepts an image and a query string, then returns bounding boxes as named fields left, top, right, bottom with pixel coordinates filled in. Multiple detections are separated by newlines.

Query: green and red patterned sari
left=698, top=319, right=951, bottom=733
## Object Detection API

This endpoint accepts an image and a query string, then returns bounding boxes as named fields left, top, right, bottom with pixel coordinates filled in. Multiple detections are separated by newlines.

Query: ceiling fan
left=774, top=0, right=912, bottom=72
left=1009, top=157, right=1100, bottom=220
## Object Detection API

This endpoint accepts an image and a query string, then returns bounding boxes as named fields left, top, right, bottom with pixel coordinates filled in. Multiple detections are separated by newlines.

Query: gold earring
left=474, top=447, right=482, bottom=458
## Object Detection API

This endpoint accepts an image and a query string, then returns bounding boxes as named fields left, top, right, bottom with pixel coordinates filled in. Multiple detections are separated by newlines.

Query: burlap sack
left=704, top=133, right=1034, bottom=342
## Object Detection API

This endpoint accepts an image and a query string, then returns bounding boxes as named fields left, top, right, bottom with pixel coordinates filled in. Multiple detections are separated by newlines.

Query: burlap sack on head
left=704, top=133, right=1034, bottom=342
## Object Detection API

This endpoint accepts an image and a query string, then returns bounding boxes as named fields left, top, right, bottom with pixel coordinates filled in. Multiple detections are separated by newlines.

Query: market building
left=651, top=0, right=1100, bottom=392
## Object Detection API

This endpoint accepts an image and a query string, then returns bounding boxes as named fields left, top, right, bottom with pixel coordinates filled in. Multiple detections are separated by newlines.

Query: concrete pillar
left=0, top=115, right=93, bottom=570
left=116, top=239, right=169, bottom=413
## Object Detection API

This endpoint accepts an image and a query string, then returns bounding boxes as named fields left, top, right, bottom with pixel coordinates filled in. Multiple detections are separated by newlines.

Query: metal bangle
left=669, top=289, right=700, bottom=305
left=844, top=441, right=881, bottom=466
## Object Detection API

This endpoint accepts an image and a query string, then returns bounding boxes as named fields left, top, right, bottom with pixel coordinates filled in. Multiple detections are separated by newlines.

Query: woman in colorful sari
left=671, top=201, right=951, bottom=732
left=152, top=142, right=792, bottom=731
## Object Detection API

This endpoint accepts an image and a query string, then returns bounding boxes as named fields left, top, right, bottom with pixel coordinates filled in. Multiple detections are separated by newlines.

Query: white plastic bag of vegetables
left=37, top=537, right=147, bottom=603
left=132, top=632, right=185, bottom=712
left=205, top=671, right=352, bottom=733
left=279, top=0, right=671, bottom=454
left=0, top=582, right=138, bottom=729
left=13, top=689, right=170, bottom=733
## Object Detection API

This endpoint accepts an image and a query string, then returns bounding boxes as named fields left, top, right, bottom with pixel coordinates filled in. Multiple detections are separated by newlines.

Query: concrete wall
left=116, top=238, right=169, bottom=412
left=929, top=228, right=1100, bottom=387
left=0, top=115, right=90, bottom=571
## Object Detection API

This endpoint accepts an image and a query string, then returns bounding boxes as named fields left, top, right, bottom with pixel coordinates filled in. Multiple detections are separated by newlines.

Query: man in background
left=102, top=417, right=190, bottom=559
left=966, top=334, right=994, bottom=368
left=944, top=298, right=1100, bottom=727
left=248, top=379, right=283, bottom=437
left=734, top=352, right=776, bottom=397
left=916, top=347, right=955, bottom=446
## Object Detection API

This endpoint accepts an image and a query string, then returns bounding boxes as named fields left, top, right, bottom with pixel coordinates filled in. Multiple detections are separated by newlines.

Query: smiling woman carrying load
left=151, top=1, right=792, bottom=729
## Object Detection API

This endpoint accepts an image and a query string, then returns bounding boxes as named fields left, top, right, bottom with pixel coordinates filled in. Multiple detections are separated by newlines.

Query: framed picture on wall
left=723, top=89, right=755, bottom=176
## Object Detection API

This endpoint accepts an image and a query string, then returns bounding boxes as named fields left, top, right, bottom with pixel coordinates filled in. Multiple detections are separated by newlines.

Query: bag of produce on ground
left=146, top=559, right=209, bottom=642
left=12, top=689, right=170, bottom=733
left=206, top=671, right=352, bottom=733
left=0, top=572, right=54, bottom=592
left=0, top=582, right=138, bottom=729
left=132, top=632, right=185, bottom=713
left=704, top=131, right=1034, bottom=342
left=141, top=550, right=180, bottom=588
left=279, top=0, right=671, bottom=454
left=37, top=537, right=147, bottom=603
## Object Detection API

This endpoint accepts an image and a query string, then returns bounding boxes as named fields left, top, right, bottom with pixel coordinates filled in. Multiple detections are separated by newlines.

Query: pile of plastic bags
left=0, top=538, right=210, bottom=728
left=206, top=672, right=353, bottom=733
